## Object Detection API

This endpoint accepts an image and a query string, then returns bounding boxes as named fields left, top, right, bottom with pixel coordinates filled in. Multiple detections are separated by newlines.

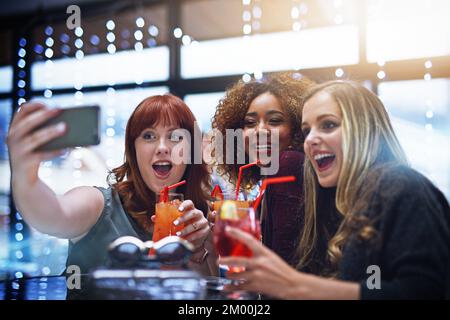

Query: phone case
left=36, top=105, right=101, bottom=151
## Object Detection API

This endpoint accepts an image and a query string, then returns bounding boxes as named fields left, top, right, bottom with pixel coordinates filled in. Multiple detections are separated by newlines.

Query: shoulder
left=276, top=150, right=305, bottom=177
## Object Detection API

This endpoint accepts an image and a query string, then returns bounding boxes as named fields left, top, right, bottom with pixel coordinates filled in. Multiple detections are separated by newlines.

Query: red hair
left=110, top=94, right=211, bottom=232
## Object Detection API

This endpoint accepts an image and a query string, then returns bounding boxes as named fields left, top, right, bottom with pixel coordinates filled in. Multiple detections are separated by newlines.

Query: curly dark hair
left=211, top=72, right=314, bottom=191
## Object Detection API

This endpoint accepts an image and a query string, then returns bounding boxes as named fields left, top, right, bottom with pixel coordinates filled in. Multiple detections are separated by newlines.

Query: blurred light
left=242, top=0, right=251, bottom=5
left=182, top=35, right=191, bottom=45
left=15, top=251, right=23, bottom=259
left=425, top=60, right=433, bottom=69
left=426, top=110, right=434, bottom=118
left=44, top=89, right=53, bottom=98
left=34, top=44, right=44, bottom=54
left=18, top=70, right=26, bottom=78
left=252, top=6, right=262, bottom=19
left=252, top=21, right=260, bottom=31
left=15, top=223, right=23, bottom=231
left=121, top=29, right=131, bottom=39
left=61, top=44, right=71, bottom=55
left=18, top=89, right=25, bottom=97
left=45, top=37, right=54, bottom=47
left=107, top=108, right=116, bottom=116
left=134, top=42, right=143, bottom=51
left=106, top=117, right=116, bottom=126
left=299, top=3, right=308, bottom=15
left=148, top=25, right=159, bottom=37
left=16, top=212, right=23, bottom=220
left=243, top=24, right=252, bottom=35
left=106, top=20, right=115, bottom=30
left=44, top=48, right=53, bottom=58
left=136, top=17, right=145, bottom=28
left=425, top=124, right=433, bottom=131
left=74, top=82, right=83, bottom=90
left=173, top=27, right=183, bottom=38
left=18, top=59, right=26, bottom=68
left=18, top=98, right=26, bottom=105
left=45, top=26, right=53, bottom=36
left=106, top=128, right=115, bottom=137
left=107, top=44, right=116, bottom=54
left=243, top=10, right=251, bottom=21
left=292, top=22, right=302, bottom=31
left=73, top=159, right=82, bottom=169
left=60, top=33, right=70, bottom=43
left=15, top=233, right=24, bottom=241
left=43, top=247, right=51, bottom=255
left=18, top=80, right=26, bottom=88
left=377, top=60, right=386, bottom=67
left=75, top=27, right=83, bottom=37
left=107, top=32, right=116, bottom=42
left=424, top=73, right=432, bottom=81
left=242, top=73, right=251, bottom=82
left=75, top=91, right=83, bottom=99
left=335, top=68, right=344, bottom=78
left=15, top=272, right=23, bottom=279
left=377, top=70, right=386, bottom=79
left=146, top=38, right=157, bottom=47
left=90, top=35, right=100, bottom=46
left=18, top=48, right=26, bottom=57
left=291, top=7, right=299, bottom=19
left=42, top=267, right=51, bottom=275
left=120, top=40, right=130, bottom=49
left=19, top=38, right=27, bottom=47
left=75, top=38, right=83, bottom=48
left=134, top=30, right=143, bottom=41
left=254, top=70, right=263, bottom=80
left=75, top=50, right=84, bottom=60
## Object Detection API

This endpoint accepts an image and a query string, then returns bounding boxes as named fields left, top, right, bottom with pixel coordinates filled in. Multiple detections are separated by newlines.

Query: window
left=0, top=66, right=13, bottom=93
left=184, top=92, right=225, bottom=132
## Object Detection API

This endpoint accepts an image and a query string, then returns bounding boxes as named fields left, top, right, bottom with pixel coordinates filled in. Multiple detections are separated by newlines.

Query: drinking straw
left=235, top=160, right=261, bottom=200
left=159, top=180, right=186, bottom=202
left=252, top=176, right=296, bottom=211
left=211, top=184, right=224, bottom=200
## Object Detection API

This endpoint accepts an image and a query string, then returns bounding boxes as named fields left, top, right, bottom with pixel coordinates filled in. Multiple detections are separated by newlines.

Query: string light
left=333, top=1, right=345, bottom=78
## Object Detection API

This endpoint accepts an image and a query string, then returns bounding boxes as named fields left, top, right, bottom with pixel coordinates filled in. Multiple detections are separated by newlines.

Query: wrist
left=190, top=247, right=209, bottom=264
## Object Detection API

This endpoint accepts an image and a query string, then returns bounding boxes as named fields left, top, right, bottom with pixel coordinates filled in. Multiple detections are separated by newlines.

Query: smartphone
left=35, top=105, right=101, bottom=151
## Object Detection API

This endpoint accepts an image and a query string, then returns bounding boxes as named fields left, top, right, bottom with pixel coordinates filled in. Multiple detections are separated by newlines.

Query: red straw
left=159, top=180, right=186, bottom=202
left=211, top=184, right=224, bottom=200
left=235, top=160, right=261, bottom=200
left=252, top=176, right=296, bottom=211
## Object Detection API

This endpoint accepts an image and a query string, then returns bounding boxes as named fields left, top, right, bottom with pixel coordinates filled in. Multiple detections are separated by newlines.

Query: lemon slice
left=220, top=200, right=239, bottom=220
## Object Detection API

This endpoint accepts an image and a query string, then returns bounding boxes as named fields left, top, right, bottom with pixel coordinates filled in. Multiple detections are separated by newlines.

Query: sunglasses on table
left=108, top=236, right=195, bottom=268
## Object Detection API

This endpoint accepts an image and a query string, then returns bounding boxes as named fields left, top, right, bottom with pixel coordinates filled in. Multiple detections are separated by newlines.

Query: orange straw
left=235, top=160, right=261, bottom=200
left=159, top=180, right=186, bottom=202
left=252, top=176, right=296, bottom=211
left=211, top=185, right=224, bottom=201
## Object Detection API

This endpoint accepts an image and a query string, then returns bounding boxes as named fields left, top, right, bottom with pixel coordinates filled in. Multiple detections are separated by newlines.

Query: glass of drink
left=211, top=192, right=251, bottom=214
left=213, top=201, right=261, bottom=272
left=152, top=193, right=184, bottom=243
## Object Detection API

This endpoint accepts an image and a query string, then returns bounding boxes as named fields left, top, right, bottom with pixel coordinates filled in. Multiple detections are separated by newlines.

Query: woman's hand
left=218, top=226, right=305, bottom=299
left=174, top=200, right=210, bottom=251
left=7, top=102, right=67, bottom=185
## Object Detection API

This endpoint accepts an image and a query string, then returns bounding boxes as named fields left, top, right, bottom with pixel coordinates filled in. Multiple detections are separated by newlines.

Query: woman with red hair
left=7, top=94, right=217, bottom=276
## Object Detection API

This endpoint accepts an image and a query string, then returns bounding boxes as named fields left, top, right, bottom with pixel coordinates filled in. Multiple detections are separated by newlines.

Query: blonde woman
left=219, top=81, right=450, bottom=299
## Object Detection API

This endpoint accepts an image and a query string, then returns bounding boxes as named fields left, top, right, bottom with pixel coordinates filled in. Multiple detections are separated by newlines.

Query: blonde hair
left=297, top=81, right=408, bottom=274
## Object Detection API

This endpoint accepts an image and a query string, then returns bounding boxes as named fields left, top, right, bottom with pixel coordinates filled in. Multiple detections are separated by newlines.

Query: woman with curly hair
left=219, top=80, right=450, bottom=299
left=7, top=94, right=218, bottom=276
left=211, top=72, right=314, bottom=265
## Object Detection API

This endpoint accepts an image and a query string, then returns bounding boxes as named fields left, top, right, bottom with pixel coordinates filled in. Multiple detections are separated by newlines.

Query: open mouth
left=152, top=161, right=173, bottom=178
left=314, top=153, right=336, bottom=171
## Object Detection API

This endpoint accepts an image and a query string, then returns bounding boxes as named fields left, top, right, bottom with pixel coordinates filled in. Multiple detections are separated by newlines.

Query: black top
left=338, top=164, right=450, bottom=299
left=66, top=187, right=152, bottom=274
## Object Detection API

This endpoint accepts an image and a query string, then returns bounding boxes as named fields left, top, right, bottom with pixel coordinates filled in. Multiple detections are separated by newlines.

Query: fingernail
left=176, top=231, right=181, bottom=236
left=173, top=220, right=179, bottom=226
left=56, top=122, right=66, bottom=132
left=178, top=205, right=184, bottom=211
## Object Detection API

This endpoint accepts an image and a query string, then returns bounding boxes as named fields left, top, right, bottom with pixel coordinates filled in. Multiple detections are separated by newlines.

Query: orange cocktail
left=152, top=193, right=184, bottom=242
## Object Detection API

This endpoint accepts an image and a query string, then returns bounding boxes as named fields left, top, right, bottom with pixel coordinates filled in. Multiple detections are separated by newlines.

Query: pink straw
left=235, top=160, right=261, bottom=200
left=252, top=176, right=296, bottom=211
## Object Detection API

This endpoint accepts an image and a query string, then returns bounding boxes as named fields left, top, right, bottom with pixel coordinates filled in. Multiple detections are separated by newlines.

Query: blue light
left=15, top=251, right=23, bottom=259
left=15, top=223, right=23, bottom=231
left=14, top=272, right=23, bottom=279
left=19, top=38, right=27, bottom=47
left=45, top=37, right=54, bottom=47
left=45, top=26, right=53, bottom=36
left=75, top=38, right=83, bottom=48
left=60, top=33, right=70, bottom=43
left=18, top=48, right=26, bottom=57
left=18, top=89, right=25, bottom=97
left=18, top=70, right=26, bottom=78
left=15, top=233, right=24, bottom=241
left=16, top=212, right=22, bottom=220
left=147, top=38, right=157, bottom=47
left=18, top=80, right=26, bottom=88
left=90, top=35, right=100, bottom=46
left=34, top=44, right=44, bottom=54
left=121, top=29, right=130, bottom=39
left=17, top=59, right=26, bottom=68
left=61, top=44, right=70, bottom=55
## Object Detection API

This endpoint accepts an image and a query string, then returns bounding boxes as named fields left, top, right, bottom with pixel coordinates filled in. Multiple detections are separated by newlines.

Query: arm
left=219, top=227, right=359, bottom=299
left=8, top=102, right=104, bottom=239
